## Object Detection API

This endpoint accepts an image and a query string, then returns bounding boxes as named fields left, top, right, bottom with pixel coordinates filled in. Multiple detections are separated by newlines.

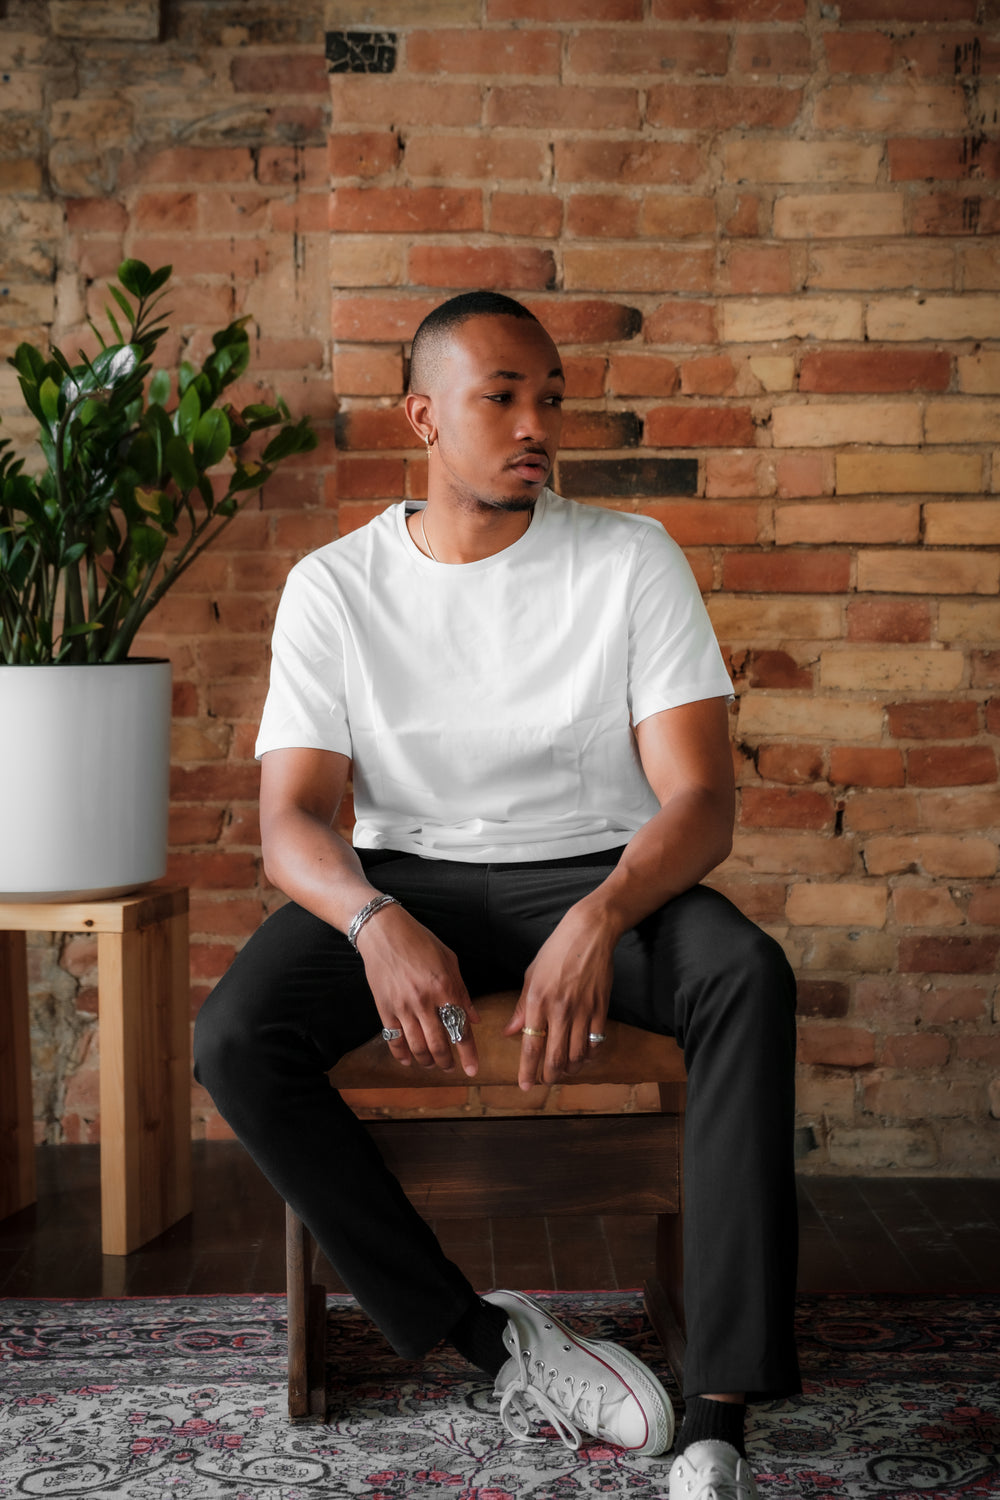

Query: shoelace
left=676, top=1457, right=752, bottom=1500
left=495, top=1324, right=626, bottom=1452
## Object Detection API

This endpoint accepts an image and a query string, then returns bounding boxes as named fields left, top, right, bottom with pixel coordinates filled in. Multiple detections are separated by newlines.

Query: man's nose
left=514, top=402, right=556, bottom=441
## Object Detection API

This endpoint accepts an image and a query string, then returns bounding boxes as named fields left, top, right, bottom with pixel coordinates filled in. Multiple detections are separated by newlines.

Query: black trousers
left=193, top=847, right=801, bottom=1400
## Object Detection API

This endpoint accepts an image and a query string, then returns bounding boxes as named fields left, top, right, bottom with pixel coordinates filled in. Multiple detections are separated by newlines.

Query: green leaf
left=104, top=305, right=125, bottom=343
left=241, top=403, right=282, bottom=429
left=175, top=382, right=201, bottom=443
left=178, top=361, right=197, bottom=396
left=193, top=408, right=231, bottom=470
left=229, top=461, right=268, bottom=493
left=126, top=429, right=160, bottom=483
left=10, top=343, right=46, bottom=382
left=148, top=368, right=171, bottom=406
left=117, top=259, right=151, bottom=298
left=146, top=264, right=173, bottom=294
left=164, top=434, right=199, bottom=492
left=108, top=283, right=137, bottom=330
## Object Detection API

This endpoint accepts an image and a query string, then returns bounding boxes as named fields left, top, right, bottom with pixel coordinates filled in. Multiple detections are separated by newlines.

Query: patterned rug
left=1, top=1292, right=997, bottom=1499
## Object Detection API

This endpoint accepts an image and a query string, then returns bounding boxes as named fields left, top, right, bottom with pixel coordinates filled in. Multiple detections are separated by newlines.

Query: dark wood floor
left=2, top=1143, right=999, bottom=1300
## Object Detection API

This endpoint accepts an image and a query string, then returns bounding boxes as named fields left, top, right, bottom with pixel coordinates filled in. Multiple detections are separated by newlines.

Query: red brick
left=653, top=0, right=805, bottom=15
left=639, top=196, right=716, bottom=239
left=972, top=651, right=1000, bottom=687
left=845, top=0, right=976, bottom=14
left=487, top=86, right=639, bottom=131
left=231, top=53, right=328, bottom=93
left=721, top=246, right=793, bottom=294
left=329, top=131, right=402, bottom=179
left=641, top=502, right=759, bottom=545
left=270, top=195, right=330, bottom=233
left=647, top=85, right=803, bottom=131
left=887, top=701, right=979, bottom=739
left=775, top=454, right=830, bottom=498
left=131, top=236, right=270, bottom=279
left=734, top=30, right=812, bottom=73
left=889, top=137, right=1000, bottom=182
left=336, top=408, right=414, bottom=452
left=171, top=766, right=261, bottom=801
left=879, top=1034, right=951, bottom=1069
left=748, top=650, right=812, bottom=689
left=169, top=804, right=226, bottom=846
left=567, top=247, right=713, bottom=295
left=900, top=935, right=1000, bottom=974
left=190, top=943, right=237, bottom=981
left=132, top=192, right=198, bottom=232
left=645, top=406, right=755, bottom=447
left=166, top=851, right=259, bottom=890
left=273, top=514, right=339, bottom=552
left=722, top=551, right=851, bottom=592
left=489, top=0, right=642, bottom=17
left=136, top=146, right=256, bottom=183
left=66, top=197, right=128, bottom=231
left=740, top=787, right=834, bottom=830
left=524, top=299, right=641, bottom=345
left=680, top=356, right=736, bottom=396
left=796, top=980, right=849, bottom=1018
left=331, top=187, right=482, bottom=234
left=708, top=453, right=773, bottom=498
left=407, top=28, right=561, bottom=75
left=846, top=600, right=932, bottom=643
left=898, top=31, right=1000, bottom=77
left=407, top=245, right=555, bottom=291
left=645, top=302, right=718, bottom=345
left=907, top=747, right=997, bottom=787
left=331, top=295, right=440, bottom=342
left=554, top=139, right=704, bottom=186
left=799, top=350, right=951, bottom=393
left=332, top=77, right=481, bottom=129
left=566, top=194, right=641, bottom=240
left=567, top=28, right=728, bottom=76
left=405, top=135, right=547, bottom=183
left=563, top=355, right=607, bottom=398
left=969, top=887, right=1000, bottom=926
left=723, top=193, right=763, bottom=237
left=255, top=146, right=327, bottom=188
left=608, top=354, right=678, bottom=397
left=561, top=411, right=640, bottom=449
left=957, top=1036, right=1000, bottom=1065
left=338, top=501, right=392, bottom=535
left=830, top=748, right=906, bottom=788
left=988, top=699, right=1000, bottom=736
left=798, top=1025, right=876, bottom=1067
left=270, top=105, right=326, bottom=139
left=489, top=193, right=563, bottom=238
left=913, top=195, right=1000, bottom=236
left=824, top=31, right=894, bottom=73
left=757, top=744, right=824, bottom=784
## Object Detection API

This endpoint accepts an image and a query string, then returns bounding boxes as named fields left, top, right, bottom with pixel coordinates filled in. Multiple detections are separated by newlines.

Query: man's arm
left=506, top=695, right=734, bottom=1089
left=259, top=747, right=479, bottom=1075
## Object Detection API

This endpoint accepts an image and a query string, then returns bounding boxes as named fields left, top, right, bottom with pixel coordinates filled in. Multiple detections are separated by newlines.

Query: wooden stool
left=0, top=884, right=192, bottom=1255
left=286, top=991, right=687, bottom=1422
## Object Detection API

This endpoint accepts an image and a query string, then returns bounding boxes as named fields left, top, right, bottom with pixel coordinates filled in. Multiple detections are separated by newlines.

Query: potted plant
left=0, top=258, right=317, bottom=900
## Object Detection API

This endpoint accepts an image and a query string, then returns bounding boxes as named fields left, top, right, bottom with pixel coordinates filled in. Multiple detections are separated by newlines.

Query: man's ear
left=404, top=392, right=434, bottom=445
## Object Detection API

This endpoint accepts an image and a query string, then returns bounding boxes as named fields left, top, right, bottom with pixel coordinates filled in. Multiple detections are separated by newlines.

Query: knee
left=192, top=970, right=258, bottom=1093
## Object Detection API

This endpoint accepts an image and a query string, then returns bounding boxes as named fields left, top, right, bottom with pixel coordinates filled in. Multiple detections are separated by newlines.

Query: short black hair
left=409, top=290, right=542, bottom=394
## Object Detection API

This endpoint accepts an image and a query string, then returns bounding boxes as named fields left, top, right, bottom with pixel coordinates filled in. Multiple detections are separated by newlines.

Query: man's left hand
left=504, top=907, right=615, bottom=1090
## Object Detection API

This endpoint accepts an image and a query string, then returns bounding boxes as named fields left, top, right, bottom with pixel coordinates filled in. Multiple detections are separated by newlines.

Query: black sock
left=447, top=1297, right=510, bottom=1377
left=676, top=1395, right=747, bottom=1459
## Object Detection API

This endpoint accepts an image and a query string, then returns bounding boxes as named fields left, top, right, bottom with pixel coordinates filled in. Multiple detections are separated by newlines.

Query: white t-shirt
left=256, top=489, right=732, bottom=862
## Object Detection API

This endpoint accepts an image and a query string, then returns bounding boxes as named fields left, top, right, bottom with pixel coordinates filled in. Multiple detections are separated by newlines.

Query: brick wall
left=2, top=0, right=998, bottom=1173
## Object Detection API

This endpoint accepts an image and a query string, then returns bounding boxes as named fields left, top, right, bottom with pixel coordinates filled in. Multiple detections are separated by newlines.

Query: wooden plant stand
left=286, top=991, right=687, bottom=1422
left=0, top=884, right=192, bottom=1255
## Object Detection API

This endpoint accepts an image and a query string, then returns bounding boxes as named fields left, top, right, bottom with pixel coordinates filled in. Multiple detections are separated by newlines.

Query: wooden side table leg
left=98, top=911, right=192, bottom=1255
left=0, top=930, right=36, bottom=1219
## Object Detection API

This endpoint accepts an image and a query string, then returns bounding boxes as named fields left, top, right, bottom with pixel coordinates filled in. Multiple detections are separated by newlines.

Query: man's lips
left=507, top=452, right=549, bottom=479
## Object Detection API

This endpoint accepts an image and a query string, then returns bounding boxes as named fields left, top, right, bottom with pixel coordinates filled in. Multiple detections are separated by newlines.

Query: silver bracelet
left=347, top=893, right=400, bottom=950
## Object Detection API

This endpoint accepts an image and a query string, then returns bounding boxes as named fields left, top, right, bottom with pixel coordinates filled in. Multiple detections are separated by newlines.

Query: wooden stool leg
left=286, top=1205, right=328, bottom=1422
left=0, top=930, right=36, bottom=1220
left=98, top=911, right=192, bottom=1254
left=643, top=1203, right=686, bottom=1390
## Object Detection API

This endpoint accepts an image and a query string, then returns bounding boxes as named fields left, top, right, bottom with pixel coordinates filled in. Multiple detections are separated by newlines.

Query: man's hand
left=504, top=905, right=616, bottom=1090
left=355, top=902, right=481, bottom=1077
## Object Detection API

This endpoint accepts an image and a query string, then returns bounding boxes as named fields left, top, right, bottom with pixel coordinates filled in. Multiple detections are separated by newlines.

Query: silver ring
left=437, top=1003, right=466, bottom=1044
left=588, top=1032, right=606, bottom=1046
left=381, top=1027, right=403, bottom=1042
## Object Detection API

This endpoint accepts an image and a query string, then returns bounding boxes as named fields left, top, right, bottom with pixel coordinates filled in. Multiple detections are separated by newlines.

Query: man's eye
left=486, top=392, right=512, bottom=404
left=546, top=395, right=564, bottom=406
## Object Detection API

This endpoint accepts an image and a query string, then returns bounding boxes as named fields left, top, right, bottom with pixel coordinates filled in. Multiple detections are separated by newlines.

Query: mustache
left=507, top=447, right=550, bottom=464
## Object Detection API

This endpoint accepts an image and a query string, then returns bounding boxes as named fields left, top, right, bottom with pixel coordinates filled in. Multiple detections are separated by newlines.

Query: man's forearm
left=572, top=787, right=733, bottom=945
left=262, top=806, right=382, bottom=933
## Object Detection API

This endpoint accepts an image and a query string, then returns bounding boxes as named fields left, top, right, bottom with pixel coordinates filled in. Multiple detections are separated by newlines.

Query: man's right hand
left=355, top=902, right=480, bottom=1077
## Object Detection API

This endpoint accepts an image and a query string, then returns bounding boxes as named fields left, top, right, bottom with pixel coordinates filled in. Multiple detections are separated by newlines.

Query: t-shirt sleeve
left=254, top=559, right=353, bottom=759
left=626, top=520, right=733, bottom=726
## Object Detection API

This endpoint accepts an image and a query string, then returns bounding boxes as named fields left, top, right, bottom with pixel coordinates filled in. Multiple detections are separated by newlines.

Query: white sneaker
left=669, top=1440, right=759, bottom=1500
left=484, top=1289, right=675, bottom=1456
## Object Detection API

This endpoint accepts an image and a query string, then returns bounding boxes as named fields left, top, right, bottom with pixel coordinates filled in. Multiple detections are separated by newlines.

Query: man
left=194, top=291, right=800, bottom=1497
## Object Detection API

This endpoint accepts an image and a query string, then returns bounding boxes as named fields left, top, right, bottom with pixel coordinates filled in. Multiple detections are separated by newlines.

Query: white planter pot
left=0, top=660, right=172, bottom=902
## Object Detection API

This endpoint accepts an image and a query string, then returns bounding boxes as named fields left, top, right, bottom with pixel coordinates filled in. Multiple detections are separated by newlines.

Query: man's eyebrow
left=483, top=367, right=566, bottom=381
